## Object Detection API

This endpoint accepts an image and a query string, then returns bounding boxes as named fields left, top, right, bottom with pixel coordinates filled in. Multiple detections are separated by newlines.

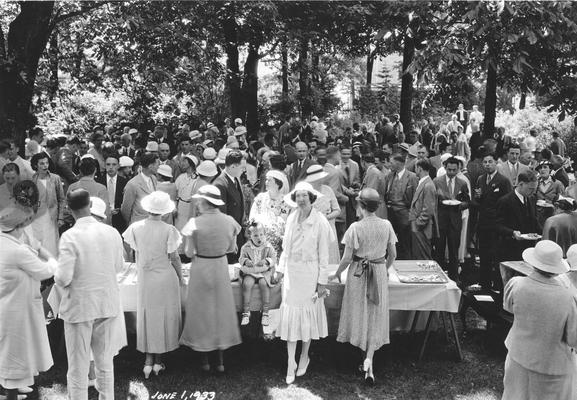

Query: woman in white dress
left=329, top=189, right=397, bottom=384
left=249, top=169, right=292, bottom=256
left=0, top=206, right=57, bottom=400
left=123, top=191, right=182, bottom=379
left=174, top=155, right=199, bottom=232
left=30, top=153, right=65, bottom=256
left=304, top=165, right=341, bottom=263
left=276, top=181, right=333, bottom=384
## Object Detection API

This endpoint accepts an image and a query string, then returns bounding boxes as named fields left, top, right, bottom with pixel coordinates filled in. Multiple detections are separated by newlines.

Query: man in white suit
left=53, top=189, right=125, bottom=400
left=498, top=144, right=530, bottom=188
left=409, top=159, right=438, bottom=259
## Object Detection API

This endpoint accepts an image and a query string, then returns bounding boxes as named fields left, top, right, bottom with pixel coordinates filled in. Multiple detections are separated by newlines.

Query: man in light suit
left=286, top=141, right=316, bottom=189
left=213, top=150, right=245, bottom=263
left=409, top=159, right=438, bottom=259
left=434, top=156, right=470, bottom=281
left=473, top=151, right=512, bottom=290
left=325, top=146, right=349, bottom=242
left=121, top=153, right=159, bottom=225
left=360, top=153, right=388, bottom=219
left=338, top=146, right=361, bottom=228
left=97, top=156, right=128, bottom=233
left=497, top=144, right=530, bottom=188
left=384, top=153, right=418, bottom=259
left=53, top=189, right=125, bottom=400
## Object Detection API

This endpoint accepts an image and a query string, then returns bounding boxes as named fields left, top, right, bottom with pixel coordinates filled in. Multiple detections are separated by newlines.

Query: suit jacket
left=97, top=174, right=128, bottom=232
left=498, top=161, right=530, bottom=187
left=553, top=168, right=570, bottom=188
left=337, top=159, right=361, bottom=190
left=66, top=177, right=110, bottom=225
left=117, top=145, right=136, bottom=158
left=409, top=176, right=438, bottom=239
left=433, top=175, right=469, bottom=232
left=287, top=158, right=317, bottom=189
left=213, top=171, right=244, bottom=225
left=383, top=169, right=418, bottom=211
left=474, top=171, right=512, bottom=230
left=361, top=165, right=388, bottom=219
left=496, top=191, right=540, bottom=261
left=456, top=109, right=468, bottom=127
left=121, top=173, right=157, bottom=225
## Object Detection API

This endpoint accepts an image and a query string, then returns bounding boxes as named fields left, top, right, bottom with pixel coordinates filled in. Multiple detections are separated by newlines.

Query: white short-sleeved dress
left=337, top=215, right=397, bottom=351
left=123, top=219, right=182, bottom=354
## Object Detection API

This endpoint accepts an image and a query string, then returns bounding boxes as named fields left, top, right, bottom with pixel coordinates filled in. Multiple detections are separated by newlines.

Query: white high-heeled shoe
left=363, top=358, right=374, bottom=385
left=286, top=362, right=297, bottom=384
left=296, top=357, right=310, bottom=377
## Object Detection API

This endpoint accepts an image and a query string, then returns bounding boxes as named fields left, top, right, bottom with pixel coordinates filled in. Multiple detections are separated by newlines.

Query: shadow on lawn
left=30, top=308, right=506, bottom=400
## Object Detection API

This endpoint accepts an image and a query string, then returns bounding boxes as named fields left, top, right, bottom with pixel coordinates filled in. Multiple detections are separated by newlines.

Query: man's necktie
left=235, top=178, right=242, bottom=195
left=449, top=178, right=454, bottom=199
left=108, top=177, right=115, bottom=207
left=344, top=165, right=351, bottom=187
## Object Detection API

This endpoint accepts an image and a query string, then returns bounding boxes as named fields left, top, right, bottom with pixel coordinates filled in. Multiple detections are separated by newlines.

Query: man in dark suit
left=286, top=141, right=316, bottom=189
left=455, top=103, right=468, bottom=128
left=384, top=153, right=418, bottom=259
left=473, top=152, right=512, bottom=290
left=97, top=156, right=128, bottom=233
left=496, top=170, right=540, bottom=265
left=433, top=157, right=470, bottom=281
left=409, top=159, right=438, bottom=259
left=213, top=150, right=245, bottom=263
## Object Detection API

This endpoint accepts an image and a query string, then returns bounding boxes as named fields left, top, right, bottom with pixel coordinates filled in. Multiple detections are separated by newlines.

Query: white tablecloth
left=118, top=261, right=461, bottom=334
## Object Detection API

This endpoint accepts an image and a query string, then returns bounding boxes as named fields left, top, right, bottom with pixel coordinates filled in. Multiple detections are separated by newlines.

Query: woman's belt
left=178, top=197, right=192, bottom=203
left=196, top=254, right=226, bottom=259
left=352, top=254, right=388, bottom=305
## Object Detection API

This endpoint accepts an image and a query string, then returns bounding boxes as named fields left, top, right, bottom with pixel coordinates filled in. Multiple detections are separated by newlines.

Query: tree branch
left=51, top=2, right=108, bottom=27
left=258, top=38, right=281, bottom=60
left=0, top=21, right=5, bottom=61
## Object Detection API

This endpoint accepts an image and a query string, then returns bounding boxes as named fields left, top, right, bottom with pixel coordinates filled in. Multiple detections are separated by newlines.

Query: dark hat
left=536, top=160, right=553, bottom=171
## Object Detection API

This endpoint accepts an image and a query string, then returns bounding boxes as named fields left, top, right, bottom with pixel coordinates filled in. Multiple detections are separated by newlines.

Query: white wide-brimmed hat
left=203, top=147, right=217, bottom=161
left=189, top=130, right=202, bottom=141
left=215, top=148, right=231, bottom=165
left=197, top=160, right=218, bottom=177
left=522, top=240, right=569, bottom=274
left=141, top=191, right=175, bottom=215
left=234, top=118, right=243, bottom=125
left=192, top=184, right=224, bottom=206
left=184, top=154, right=199, bottom=167
left=234, top=126, right=247, bottom=136
left=304, top=164, right=328, bottom=183
left=566, top=244, right=577, bottom=271
left=284, top=181, right=323, bottom=207
left=119, top=156, right=134, bottom=168
left=266, top=169, right=290, bottom=195
left=90, top=197, right=107, bottom=220
left=157, top=164, right=173, bottom=178
left=146, top=141, right=159, bottom=152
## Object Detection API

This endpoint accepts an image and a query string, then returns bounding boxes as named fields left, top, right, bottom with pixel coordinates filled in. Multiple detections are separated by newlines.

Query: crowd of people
left=1, top=106, right=577, bottom=399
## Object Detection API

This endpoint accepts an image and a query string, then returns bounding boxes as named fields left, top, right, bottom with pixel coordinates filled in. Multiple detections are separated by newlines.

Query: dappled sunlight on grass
left=37, top=383, right=67, bottom=400
left=267, top=385, right=324, bottom=400
left=454, top=388, right=500, bottom=400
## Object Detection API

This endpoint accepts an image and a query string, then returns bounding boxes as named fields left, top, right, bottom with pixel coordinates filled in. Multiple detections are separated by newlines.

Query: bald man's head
left=295, top=142, right=308, bottom=160
left=158, top=142, right=170, bottom=160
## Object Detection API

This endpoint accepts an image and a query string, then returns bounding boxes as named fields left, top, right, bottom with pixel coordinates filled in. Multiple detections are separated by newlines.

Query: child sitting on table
left=239, top=221, right=277, bottom=327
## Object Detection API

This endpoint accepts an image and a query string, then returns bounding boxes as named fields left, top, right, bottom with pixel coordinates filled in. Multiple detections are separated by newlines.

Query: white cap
left=119, top=156, right=134, bottom=168
left=90, top=197, right=107, bottom=220
left=128, top=128, right=138, bottom=135
left=146, top=141, right=159, bottom=152
left=234, top=118, right=243, bottom=125
left=157, top=164, right=173, bottom=178
left=203, top=147, right=217, bottom=161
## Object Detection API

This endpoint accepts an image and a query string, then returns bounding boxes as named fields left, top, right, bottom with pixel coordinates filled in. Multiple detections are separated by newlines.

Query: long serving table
left=118, top=260, right=463, bottom=360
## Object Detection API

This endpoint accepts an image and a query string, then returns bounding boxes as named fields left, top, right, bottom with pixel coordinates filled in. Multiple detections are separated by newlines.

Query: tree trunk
left=399, top=28, right=415, bottom=135
left=519, top=91, right=526, bottom=109
left=298, top=37, right=312, bottom=119
left=221, top=16, right=242, bottom=121
left=48, top=29, right=59, bottom=100
left=484, top=58, right=498, bottom=138
left=281, top=38, right=289, bottom=96
left=242, top=42, right=260, bottom=140
left=366, top=52, right=375, bottom=88
left=0, top=2, right=55, bottom=150
left=71, top=32, right=84, bottom=79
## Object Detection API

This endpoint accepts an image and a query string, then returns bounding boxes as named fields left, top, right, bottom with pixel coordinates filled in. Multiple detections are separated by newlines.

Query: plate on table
left=536, top=200, right=554, bottom=208
left=519, top=233, right=542, bottom=241
left=442, top=199, right=461, bottom=206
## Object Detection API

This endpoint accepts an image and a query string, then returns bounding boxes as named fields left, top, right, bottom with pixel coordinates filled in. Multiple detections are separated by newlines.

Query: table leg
left=440, top=312, right=450, bottom=343
left=418, top=311, right=436, bottom=361
left=448, top=312, right=464, bottom=361
left=410, top=311, right=420, bottom=334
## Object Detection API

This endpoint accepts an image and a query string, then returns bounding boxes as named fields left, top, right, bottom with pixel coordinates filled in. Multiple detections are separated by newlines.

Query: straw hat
left=157, top=164, right=173, bottom=179
left=304, top=164, right=328, bottom=183
left=90, top=197, right=107, bottom=220
left=234, top=126, right=247, bottom=136
left=215, top=148, right=230, bottom=165
left=146, top=141, right=159, bottom=152
left=184, top=154, right=199, bottom=167
left=203, top=147, right=217, bottom=161
left=234, top=118, right=243, bottom=125
left=196, top=160, right=218, bottom=177
left=567, top=244, right=577, bottom=271
left=119, top=156, right=134, bottom=168
left=192, top=185, right=224, bottom=206
left=408, top=146, right=418, bottom=158
left=399, top=143, right=410, bottom=152
left=0, top=206, right=34, bottom=232
left=265, top=169, right=290, bottom=195
left=522, top=240, right=569, bottom=274
left=189, top=130, right=202, bottom=141
left=141, top=191, right=175, bottom=215
left=284, top=181, right=323, bottom=207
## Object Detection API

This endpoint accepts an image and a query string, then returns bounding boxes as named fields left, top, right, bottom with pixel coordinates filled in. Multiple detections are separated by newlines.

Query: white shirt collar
left=508, top=160, right=518, bottom=169
left=397, top=168, right=406, bottom=179
left=225, top=170, right=237, bottom=183
left=107, top=174, right=117, bottom=183
left=418, top=175, right=428, bottom=186
left=514, top=189, right=525, bottom=204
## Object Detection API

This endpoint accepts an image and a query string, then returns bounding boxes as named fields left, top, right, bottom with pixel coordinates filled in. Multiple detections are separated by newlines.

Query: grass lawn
left=30, top=308, right=507, bottom=400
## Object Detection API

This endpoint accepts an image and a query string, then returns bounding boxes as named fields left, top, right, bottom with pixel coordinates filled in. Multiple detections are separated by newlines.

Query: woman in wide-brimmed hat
left=502, top=240, right=577, bottom=400
left=180, top=185, right=242, bottom=373
left=174, top=155, right=200, bottom=236
left=329, top=188, right=398, bottom=385
left=0, top=206, right=57, bottom=400
left=276, top=181, right=333, bottom=384
left=303, top=164, right=341, bottom=263
left=122, top=191, right=182, bottom=379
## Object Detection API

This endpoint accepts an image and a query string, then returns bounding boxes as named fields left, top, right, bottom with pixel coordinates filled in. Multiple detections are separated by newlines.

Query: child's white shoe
left=241, top=312, right=250, bottom=326
left=261, top=313, right=270, bottom=326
